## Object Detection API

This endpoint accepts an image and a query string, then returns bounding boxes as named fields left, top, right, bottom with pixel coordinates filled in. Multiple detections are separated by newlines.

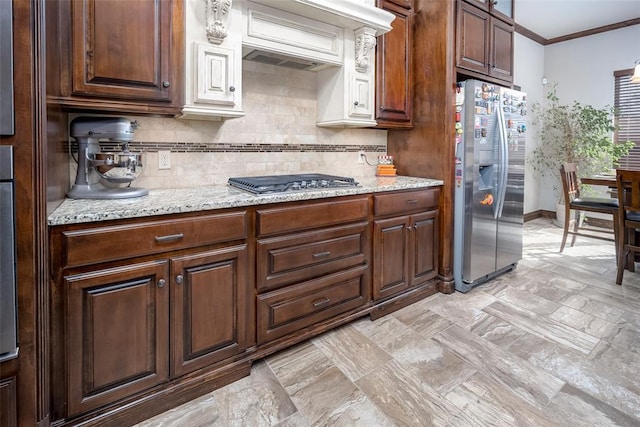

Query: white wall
left=513, top=32, right=545, bottom=215
left=518, top=24, right=640, bottom=212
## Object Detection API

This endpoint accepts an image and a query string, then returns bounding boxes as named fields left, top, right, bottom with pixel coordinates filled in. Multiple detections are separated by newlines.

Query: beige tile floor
left=136, top=218, right=640, bottom=426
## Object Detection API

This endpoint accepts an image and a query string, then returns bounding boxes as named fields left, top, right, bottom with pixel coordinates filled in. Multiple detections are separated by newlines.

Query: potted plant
left=528, top=83, right=634, bottom=224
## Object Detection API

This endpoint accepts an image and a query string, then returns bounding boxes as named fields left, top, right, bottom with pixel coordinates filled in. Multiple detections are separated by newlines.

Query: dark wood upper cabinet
left=490, top=17, right=514, bottom=82
left=382, top=0, right=413, bottom=9
left=375, top=0, right=413, bottom=129
left=48, top=0, right=184, bottom=116
left=456, top=2, right=490, bottom=76
left=456, top=0, right=513, bottom=83
left=462, top=0, right=514, bottom=23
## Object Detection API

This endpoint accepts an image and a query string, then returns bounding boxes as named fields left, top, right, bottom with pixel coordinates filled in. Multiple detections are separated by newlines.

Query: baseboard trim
left=523, top=209, right=614, bottom=230
left=524, top=209, right=554, bottom=222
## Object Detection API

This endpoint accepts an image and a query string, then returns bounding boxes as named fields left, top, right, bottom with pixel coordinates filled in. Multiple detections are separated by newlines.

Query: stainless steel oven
left=0, top=146, right=18, bottom=360
left=0, top=0, right=14, bottom=136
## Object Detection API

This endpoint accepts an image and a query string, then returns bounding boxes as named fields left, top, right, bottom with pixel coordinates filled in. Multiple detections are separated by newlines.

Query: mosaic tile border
left=94, top=142, right=387, bottom=153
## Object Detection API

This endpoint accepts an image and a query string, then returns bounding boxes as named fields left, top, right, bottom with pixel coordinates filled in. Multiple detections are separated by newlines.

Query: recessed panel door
left=373, top=216, right=410, bottom=300
left=65, top=260, right=169, bottom=416
left=170, top=245, right=251, bottom=377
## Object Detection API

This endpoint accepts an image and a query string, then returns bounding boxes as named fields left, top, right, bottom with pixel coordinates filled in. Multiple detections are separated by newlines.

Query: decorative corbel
left=204, top=0, right=232, bottom=44
left=354, top=27, right=377, bottom=73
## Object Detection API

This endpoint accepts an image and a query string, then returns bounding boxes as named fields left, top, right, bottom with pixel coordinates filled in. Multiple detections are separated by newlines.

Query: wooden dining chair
left=559, top=163, right=619, bottom=253
left=615, top=169, right=640, bottom=285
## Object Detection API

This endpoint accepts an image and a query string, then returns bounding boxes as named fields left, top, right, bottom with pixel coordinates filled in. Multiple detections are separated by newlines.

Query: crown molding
left=516, top=17, right=640, bottom=46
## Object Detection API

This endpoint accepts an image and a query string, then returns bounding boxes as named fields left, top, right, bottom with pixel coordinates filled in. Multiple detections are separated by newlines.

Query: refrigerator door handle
left=496, top=104, right=509, bottom=218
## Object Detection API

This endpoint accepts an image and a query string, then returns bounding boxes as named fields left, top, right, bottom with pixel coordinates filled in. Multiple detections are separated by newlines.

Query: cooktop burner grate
left=228, top=173, right=359, bottom=194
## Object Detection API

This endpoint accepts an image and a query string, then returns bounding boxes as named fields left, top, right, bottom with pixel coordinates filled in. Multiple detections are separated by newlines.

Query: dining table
left=580, top=172, right=639, bottom=274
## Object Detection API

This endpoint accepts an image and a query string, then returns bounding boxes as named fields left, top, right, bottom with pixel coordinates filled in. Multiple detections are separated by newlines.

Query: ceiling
left=515, top=0, right=640, bottom=41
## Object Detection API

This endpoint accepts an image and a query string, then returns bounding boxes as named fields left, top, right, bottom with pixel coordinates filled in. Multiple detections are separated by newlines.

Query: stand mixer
left=68, top=116, right=149, bottom=199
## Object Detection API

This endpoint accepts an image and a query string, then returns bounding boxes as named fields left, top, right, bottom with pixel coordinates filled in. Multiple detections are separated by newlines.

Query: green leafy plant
left=528, top=83, right=634, bottom=202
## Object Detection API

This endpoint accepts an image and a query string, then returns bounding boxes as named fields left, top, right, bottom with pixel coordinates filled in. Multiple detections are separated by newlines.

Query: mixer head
left=70, top=116, right=139, bottom=142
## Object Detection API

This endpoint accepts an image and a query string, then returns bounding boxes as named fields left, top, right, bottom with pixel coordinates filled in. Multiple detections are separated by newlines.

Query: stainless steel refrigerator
left=453, top=79, right=527, bottom=292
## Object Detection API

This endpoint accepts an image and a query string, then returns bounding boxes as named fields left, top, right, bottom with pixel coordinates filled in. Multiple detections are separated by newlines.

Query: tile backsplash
left=75, top=61, right=388, bottom=190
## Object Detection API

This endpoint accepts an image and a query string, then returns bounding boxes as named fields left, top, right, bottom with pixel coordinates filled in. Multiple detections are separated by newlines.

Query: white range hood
left=241, top=0, right=394, bottom=71
left=247, top=0, right=394, bottom=34
left=182, top=0, right=395, bottom=127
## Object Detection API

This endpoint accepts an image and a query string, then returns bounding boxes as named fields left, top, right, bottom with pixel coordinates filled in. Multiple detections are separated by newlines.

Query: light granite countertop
left=48, top=175, right=443, bottom=226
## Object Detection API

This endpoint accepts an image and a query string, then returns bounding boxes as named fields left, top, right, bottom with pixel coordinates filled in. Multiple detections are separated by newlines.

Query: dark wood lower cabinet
left=65, top=260, right=170, bottom=416
left=373, top=210, right=439, bottom=300
left=372, top=188, right=440, bottom=301
left=411, top=210, right=439, bottom=286
left=170, top=245, right=251, bottom=377
left=373, top=215, right=411, bottom=299
left=0, top=377, right=17, bottom=427
left=50, top=189, right=441, bottom=425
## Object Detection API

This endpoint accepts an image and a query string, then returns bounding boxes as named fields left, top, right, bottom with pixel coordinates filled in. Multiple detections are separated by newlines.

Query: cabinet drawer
left=61, top=212, right=247, bottom=268
left=257, top=265, right=369, bottom=344
left=257, top=222, right=369, bottom=292
left=256, top=197, right=369, bottom=237
left=373, top=188, right=439, bottom=217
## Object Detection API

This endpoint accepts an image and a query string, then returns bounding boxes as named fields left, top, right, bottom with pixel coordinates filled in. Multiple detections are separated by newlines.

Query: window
left=615, top=69, right=640, bottom=170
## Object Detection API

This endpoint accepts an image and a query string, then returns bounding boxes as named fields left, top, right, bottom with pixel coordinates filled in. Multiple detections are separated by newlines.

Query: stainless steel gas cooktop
left=228, top=174, right=359, bottom=194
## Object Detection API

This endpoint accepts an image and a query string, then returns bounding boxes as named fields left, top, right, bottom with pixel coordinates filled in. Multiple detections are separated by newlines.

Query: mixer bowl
left=93, top=152, right=144, bottom=184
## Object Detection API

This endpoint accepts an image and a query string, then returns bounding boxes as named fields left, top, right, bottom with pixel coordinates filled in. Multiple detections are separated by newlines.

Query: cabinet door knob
left=162, top=81, right=170, bottom=88
left=157, top=279, right=167, bottom=288
left=354, top=101, right=359, bottom=106
left=175, top=274, right=183, bottom=284
left=379, top=105, right=385, bottom=110
left=229, top=86, right=236, bottom=92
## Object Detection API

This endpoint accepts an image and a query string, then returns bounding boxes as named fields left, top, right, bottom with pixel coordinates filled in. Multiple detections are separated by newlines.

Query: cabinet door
left=373, top=216, right=410, bottom=300
left=489, top=18, right=514, bottom=82
left=170, top=245, right=252, bottom=377
left=71, top=0, right=175, bottom=103
left=491, top=0, right=514, bottom=22
left=462, top=0, right=513, bottom=22
left=382, top=0, right=413, bottom=8
left=194, top=42, right=239, bottom=107
left=349, top=73, right=374, bottom=119
left=409, top=211, right=439, bottom=287
left=0, top=378, right=17, bottom=427
left=375, top=0, right=413, bottom=128
left=462, top=0, right=490, bottom=12
left=456, top=1, right=490, bottom=75
left=65, top=260, right=170, bottom=416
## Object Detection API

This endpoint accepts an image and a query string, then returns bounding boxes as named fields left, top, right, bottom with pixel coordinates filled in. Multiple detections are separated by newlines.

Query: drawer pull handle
left=406, top=199, right=418, bottom=204
left=313, top=251, right=331, bottom=259
left=155, top=233, right=184, bottom=243
left=312, top=297, right=330, bottom=307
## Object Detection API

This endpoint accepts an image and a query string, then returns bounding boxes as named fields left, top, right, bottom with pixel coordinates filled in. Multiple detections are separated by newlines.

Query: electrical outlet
left=357, top=150, right=365, bottom=164
left=158, top=150, right=171, bottom=170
